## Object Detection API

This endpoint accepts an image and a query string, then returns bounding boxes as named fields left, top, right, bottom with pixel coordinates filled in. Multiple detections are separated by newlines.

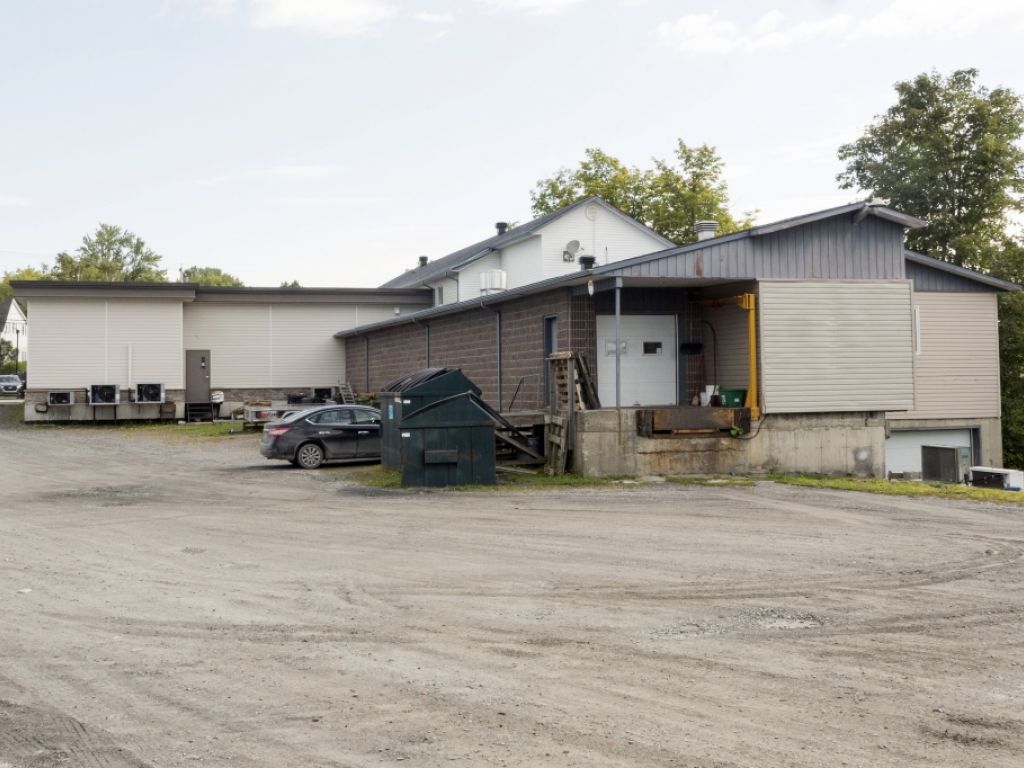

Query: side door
left=353, top=409, right=382, bottom=458
left=306, top=408, right=360, bottom=459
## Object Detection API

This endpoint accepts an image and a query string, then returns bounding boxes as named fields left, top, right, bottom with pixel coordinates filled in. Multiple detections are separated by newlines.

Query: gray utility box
left=378, top=368, right=481, bottom=470
left=399, top=392, right=496, bottom=488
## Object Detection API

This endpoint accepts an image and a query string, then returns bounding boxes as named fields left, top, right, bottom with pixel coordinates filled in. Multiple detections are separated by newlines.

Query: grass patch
left=31, top=420, right=253, bottom=440
left=770, top=473, right=1024, bottom=504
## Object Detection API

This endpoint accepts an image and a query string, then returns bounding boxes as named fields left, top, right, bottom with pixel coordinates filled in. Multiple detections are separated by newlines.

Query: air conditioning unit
left=47, top=391, right=74, bottom=406
left=135, top=383, right=165, bottom=404
left=89, top=385, right=120, bottom=406
left=480, top=269, right=507, bottom=295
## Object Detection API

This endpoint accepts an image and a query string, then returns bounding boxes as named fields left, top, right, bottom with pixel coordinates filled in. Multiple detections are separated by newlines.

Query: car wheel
left=295, top=442, right=325, bottom=469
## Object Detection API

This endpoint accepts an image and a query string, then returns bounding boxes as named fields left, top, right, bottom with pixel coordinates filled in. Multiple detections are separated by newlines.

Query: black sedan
left=0, top=374, right=24, bottom=398
left=260, top=404, right=382, bottom=469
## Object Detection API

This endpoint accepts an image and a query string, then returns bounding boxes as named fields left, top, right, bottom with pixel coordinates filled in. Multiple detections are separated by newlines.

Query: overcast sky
left=1, top=0, right=1022, bottom=287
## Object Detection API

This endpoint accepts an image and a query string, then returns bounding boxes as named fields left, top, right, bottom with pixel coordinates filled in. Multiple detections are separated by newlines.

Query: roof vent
left=418, top=255, right=429, bottom=267
left=579, top=255, right=596, bottom=271
left=495, top=222, right=509, bottom=236
left=694, top=220, right=719, bottom=241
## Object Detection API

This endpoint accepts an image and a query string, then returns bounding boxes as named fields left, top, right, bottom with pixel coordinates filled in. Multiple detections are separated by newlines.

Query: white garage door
left=886, top=429, right=973, bottom=474
left=596, top=315, right=677, bottom=406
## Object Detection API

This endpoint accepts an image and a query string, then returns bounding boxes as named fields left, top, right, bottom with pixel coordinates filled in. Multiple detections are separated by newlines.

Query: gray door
left=185, top=350, right=211, bottom=403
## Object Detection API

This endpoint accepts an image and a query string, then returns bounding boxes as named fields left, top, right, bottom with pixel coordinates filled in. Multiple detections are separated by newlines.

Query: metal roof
left=377, top=196, right=674, bottom=289
left=11, top=281, right=431, bottom=304
left=903, top=251, right=1020, bottom=292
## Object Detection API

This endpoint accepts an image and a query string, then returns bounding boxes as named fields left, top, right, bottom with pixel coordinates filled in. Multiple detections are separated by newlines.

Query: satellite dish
left=563, top=240, right=580, bottom=262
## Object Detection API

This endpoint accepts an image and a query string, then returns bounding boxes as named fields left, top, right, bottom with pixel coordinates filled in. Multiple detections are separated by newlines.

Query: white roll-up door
left=886, top=429, right=973, bottom=474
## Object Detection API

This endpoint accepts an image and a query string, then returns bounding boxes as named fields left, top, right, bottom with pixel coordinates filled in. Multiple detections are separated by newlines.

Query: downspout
left=364, top=336, right=370, bottom=393
left=482, top=300, right=503, bottom=410
left=614, top=277, right=622, bottom=409
left=741, top=293, right=761, bottom=421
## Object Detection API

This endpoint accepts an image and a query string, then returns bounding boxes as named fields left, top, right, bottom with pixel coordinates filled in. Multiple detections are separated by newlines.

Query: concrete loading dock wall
left=574, top=409, right=886, bottom=478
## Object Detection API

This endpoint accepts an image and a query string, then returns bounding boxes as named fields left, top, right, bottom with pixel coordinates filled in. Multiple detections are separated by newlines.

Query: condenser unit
left=135, top=383, right=165, bottom=404
left=89, top=385, right=120, bottom=406
left=47, top=391, right=74, bottom=406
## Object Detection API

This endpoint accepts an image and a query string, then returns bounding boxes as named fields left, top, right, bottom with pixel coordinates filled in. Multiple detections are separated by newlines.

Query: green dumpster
left=399, top=392, right=496, bottom=487
left=378, top=368, right=481, bottom=470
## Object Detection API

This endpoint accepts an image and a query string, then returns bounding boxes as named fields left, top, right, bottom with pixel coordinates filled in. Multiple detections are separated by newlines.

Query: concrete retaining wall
left=574, top=409, right=886, bottom=478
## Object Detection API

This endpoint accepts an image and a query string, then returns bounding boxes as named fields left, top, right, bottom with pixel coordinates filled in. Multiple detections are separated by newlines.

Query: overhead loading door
left=886, top=429, right=972, bottom=475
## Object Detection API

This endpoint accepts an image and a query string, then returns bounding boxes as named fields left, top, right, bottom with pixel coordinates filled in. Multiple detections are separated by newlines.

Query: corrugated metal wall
left=888, top=292, right=1000, bottom=420
left=611, top=215, right=906, bottom=281
left=759, top=281, right=914, bottom=414
left=701, top=303, right=749, bottom=390
left=905, top=260, right=1000, bottom=293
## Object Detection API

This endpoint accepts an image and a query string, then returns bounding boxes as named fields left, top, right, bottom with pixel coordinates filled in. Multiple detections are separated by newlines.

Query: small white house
left=0, top=298, right=27, bottom=365
left=379, top=196, right=675, bottom=304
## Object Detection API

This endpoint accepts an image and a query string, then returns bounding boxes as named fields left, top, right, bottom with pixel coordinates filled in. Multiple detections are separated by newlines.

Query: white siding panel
left=27, top=298, right=182, bottom=389
left=458, top=251, right=502, bottom=301
left=184, top=304, right=272, bottom=388
left=539, top=205, right=668, bottom=282
left=760, top=281, right=914, bottom=413
left=106, top=300, right=183, bottom=387
left=888, top=292, right=1000, bottom=420
left=27, top=299, right=107, bottom=388
left=270, top=304, right=355, bottom=387
left=500, top=237, right=542, bottom=290
left=886, top=429, right=973, bottom=474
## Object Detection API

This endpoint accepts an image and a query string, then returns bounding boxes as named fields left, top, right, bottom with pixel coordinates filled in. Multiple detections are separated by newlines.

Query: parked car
left=0, top=374, right=25, bottom=398
left=260, top=404, right=382, bottom=469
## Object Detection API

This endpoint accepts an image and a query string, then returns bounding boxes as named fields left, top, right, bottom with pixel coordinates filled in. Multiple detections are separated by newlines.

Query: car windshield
left=0, top=376, right=19, bottom=383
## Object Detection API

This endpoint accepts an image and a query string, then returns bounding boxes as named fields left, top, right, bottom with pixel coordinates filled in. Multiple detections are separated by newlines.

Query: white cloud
left=250, top=0, right=395, bottom=37
left=479, top=0, right=583, bottom=16
left=658, top=1, right=1024, bottom=54
left=414, top=12, right=454, bottom=25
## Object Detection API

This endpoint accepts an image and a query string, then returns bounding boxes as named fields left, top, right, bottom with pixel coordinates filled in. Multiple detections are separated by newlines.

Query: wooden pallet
left=545, top=352, right=599, bottom=474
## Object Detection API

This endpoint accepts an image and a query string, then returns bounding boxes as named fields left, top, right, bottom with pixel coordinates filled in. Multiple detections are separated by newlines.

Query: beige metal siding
left=184, top=303, right=367, bottom=388
left=702, top=303, right=749, bottom=389
left=888, top=292, right=1000, bottom=420
left=760, top=281, right=914, bottom=413
left=27, top=298, right=183, bottom=389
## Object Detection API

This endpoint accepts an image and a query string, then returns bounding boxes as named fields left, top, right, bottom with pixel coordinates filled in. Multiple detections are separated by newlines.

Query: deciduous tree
left=532, top=140, right=753, bottom=244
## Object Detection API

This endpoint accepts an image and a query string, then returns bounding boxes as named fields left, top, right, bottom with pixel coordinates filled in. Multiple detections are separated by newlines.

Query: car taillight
left=266, top=427, right=290, bottom=437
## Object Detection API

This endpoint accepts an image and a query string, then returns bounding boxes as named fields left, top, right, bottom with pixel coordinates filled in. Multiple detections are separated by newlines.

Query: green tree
left=50, top=224, right=166, bottom=282
left=839, top=69, right=1024, bottom=467
left=531, top=140, right=753, bottom=244
left=181, top=266, right=245, bottom=287
left=837, top=69, right=1024, bottom=271
left=0, top=266, right=47, bottom=302
left=280, top=280, right=301, bottom=288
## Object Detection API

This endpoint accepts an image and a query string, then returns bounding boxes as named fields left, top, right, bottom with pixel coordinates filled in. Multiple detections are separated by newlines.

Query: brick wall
left=345, top=287, right=593, bottom=411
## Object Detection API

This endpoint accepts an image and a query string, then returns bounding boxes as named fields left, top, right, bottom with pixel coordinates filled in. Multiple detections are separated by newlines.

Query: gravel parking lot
left=1, top=412, right=1023, bottom=767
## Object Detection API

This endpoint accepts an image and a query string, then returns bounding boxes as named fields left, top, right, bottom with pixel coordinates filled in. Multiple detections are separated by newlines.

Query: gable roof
left=378, top=196, right=674, bottom=289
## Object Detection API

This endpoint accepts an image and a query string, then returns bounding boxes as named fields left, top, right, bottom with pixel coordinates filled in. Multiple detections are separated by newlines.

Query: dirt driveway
left=1, top=417, right=1022, bottom=767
